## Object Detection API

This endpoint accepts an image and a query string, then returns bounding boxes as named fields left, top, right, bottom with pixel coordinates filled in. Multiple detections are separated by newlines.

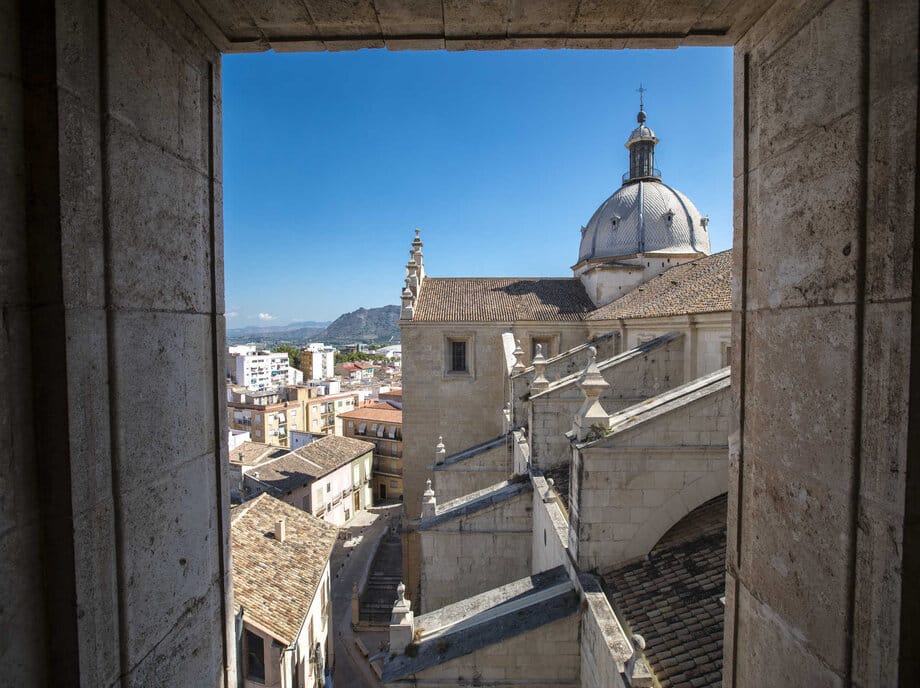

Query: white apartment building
left=229, top=350, right=291, bottom=390
left=301, top=343, right=336, bottom=381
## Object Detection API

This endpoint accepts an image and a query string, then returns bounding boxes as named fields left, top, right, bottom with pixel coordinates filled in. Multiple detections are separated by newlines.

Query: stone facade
left=417, top=481, right=533, bottom=613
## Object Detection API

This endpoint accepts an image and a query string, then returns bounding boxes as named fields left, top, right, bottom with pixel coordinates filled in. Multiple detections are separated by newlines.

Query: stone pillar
left=572, top=347, right=611, bottom=441
left=531, top=344, right=549, bottom=394
left=434, top=436, right=446, bottom=465
left=389, top=582, right=415, bottom=654
left=421, top=479, right=437, bottom=519
left=511, top=339, right=525, bottom=375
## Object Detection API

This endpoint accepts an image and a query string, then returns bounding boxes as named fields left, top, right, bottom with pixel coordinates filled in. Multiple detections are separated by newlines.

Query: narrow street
left=329, top=504, right=402, bottom=687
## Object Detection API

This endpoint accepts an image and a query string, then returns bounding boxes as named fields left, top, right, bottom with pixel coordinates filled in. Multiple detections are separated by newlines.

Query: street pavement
left=330, top=504, right=402, bottom=687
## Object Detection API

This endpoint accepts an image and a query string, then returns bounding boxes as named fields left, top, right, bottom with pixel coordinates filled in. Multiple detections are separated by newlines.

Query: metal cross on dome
left=637, top=83, right=647, bottom=110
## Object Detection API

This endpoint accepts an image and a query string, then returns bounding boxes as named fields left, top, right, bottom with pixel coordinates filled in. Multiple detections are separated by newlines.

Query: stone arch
left=621, top=469, right=728, bottom=562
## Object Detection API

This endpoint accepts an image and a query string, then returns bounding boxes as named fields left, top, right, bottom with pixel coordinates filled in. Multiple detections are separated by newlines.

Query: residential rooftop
left=338, top=406, right=403, bottom=424
left=231, top=494, right=338, bottom=645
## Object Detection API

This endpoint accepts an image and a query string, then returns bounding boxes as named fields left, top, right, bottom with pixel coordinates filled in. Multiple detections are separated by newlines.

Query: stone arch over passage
left=621, top=470, right=728, bottom=564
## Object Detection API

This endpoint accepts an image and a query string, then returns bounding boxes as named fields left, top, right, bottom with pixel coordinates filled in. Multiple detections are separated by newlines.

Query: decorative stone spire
left=389, top=581, right=415, bottom=654
left=421, top=478, right=437, bottom=519
left=573, top=347, right=611, bottom=440
left=625, top=85, right=660, bottom=183
left=412, top=228, right=425, bottom=281
left=400, top=286, right=415, bottom=321
left=434, top=436, right=446, bottom=465
left=530, top=343, right=549, bottom=394
left=406, top=257, right=419, bottom=297
left=511, top=339, right=525, bottom=375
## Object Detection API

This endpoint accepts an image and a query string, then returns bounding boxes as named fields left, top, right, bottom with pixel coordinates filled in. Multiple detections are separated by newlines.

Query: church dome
left=577, top=180, right=710, bottom=263
left=577, top=99, right=711, bottom=264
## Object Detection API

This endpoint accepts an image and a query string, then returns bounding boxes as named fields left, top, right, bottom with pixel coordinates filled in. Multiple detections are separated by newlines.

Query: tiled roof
left=230, top=441, right=288, bottom=467
left=587, top=250, right=732, bottom=321
left=412, top=277, right=595, bottom=322
left=290, top=434, right=374, bottom=474
left=338, top=406, right=402, bottom=424
left=246, top=453, right=324, bottom=494
left=604, top=494, right=727, bottom=688
left=231, top=494, right=338, bottom=645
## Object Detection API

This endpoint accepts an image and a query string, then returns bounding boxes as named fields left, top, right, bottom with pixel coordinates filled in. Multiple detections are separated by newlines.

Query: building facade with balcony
left=232, top=494, right=337, bottom=688
left=300, top=343, right=336, bottom=381
left=232, top=436, right=375, bottom=526
left=306, top=391, right=359, bottom=435
left=229, top=349, right=294, bottom=391
left=228, top=386, right=315, bottom=448
left=339, top=404, right=403, bottom=502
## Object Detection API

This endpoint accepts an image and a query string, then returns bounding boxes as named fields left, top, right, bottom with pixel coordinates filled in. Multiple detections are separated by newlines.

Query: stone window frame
left=720, top=339, right=732, bottom=368
left=443, top=332, right=476, bottom=380
left=529, top=332, right=561, bottom=361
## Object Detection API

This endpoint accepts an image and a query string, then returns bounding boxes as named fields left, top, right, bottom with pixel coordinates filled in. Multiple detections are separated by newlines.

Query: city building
left=305, top=391, right=359, bottom=435
left=228, top=349, right=294, bottom=391
left=227, top=386, right=315, bottom=448
left=339, top=404, right=404, bottom=501
left=232, top=493, right=337, bottom=687
left=335, top=361, right=376, bottom=382
left=300, top=343, right=336, bottom=381
left=231, top=436, right=374, bottom=526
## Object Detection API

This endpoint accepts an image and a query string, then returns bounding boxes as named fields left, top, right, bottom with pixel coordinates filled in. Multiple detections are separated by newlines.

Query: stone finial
left=624, top=633, right=647, bottom=682
left=421, top=478, right=437, bottom=519
left=390, top=581, right=415, bottom=654
left=573, top=346, right=611, bottom=441
left=530, top=343, right=549, bottom=393
left=412, top=228, right=423, bottom=249
left=511, top=339, right=525, bottom=375
left=434, top=436, right=446, bottom=465
left=400, top=287, right=415, bottom=321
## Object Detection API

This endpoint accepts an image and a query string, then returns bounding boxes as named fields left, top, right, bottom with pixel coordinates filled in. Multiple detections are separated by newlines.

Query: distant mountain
left=316, top=305, right=400, bottom=345
left=227, top=320, right=329, bottom=337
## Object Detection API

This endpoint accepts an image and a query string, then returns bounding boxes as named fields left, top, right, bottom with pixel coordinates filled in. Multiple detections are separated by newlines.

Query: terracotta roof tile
left=338, top=407, right=402, bottom=423
left=289, top=434, right=375, bottom=474
left=231, top=494, right=338, bottom=645
left=588, top=250, right=732, bottom=321
left=413, top=277, right=595, bottom=322
left=605, top=494, right=727, bottom=688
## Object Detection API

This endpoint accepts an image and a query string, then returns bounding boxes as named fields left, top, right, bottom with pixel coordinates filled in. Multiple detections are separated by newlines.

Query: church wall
left=570, top=385, right=731, bottom=571
left=401, top=322, right=510, bottom=522
left=419, top=491, right=533, bottom=613
left=528, top=334, right=686, bottom=468
left=603, top=312, right=731, bottom=383
left=404, top=612, right=580, bottom=687
left=510, top=332, right=619, bottom=425
left=402, top=320, right=587, bottom=519
left=531, top=475, right=572, bottom=576
left=433, top=442, right=512, bottom=504
left=728, top=1, right=918, bottom=686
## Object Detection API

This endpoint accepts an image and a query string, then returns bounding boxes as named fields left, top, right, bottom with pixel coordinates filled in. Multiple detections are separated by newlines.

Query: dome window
left=666, top=210, right=674, bottom=224
left=701, top=216, right=710, bottom=232
left=610, top=214, right=620, bottom=230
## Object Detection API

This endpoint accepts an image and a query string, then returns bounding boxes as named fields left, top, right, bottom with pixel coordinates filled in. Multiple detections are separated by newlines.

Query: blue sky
left=223, top=47, right=733, bottom=326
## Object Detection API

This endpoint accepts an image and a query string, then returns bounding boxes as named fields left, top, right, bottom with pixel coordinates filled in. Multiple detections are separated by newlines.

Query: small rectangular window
left=244, top=630, right=265, bottom=683
left=451, top=341, right=467, bottom=372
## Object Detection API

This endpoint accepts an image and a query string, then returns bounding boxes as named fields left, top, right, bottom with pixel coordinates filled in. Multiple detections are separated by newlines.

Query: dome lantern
left=625, top=85, right=660, bottom=183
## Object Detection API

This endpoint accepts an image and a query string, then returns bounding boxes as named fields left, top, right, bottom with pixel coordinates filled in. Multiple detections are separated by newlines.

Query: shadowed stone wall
left=1, top=0, right=233, bottom=684
left=727, top=1, right=918, bottom=686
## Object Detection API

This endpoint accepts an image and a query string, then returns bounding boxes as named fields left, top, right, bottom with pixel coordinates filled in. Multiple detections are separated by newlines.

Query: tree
left=272, top=344, right=301, bottom=371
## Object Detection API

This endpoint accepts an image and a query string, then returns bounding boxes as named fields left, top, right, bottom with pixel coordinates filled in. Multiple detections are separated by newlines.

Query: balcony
left=622, top=168, right=661, bottom=183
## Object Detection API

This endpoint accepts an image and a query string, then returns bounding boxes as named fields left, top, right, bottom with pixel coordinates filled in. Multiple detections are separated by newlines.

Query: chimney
left=274, top=519, right=286, bottom=543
